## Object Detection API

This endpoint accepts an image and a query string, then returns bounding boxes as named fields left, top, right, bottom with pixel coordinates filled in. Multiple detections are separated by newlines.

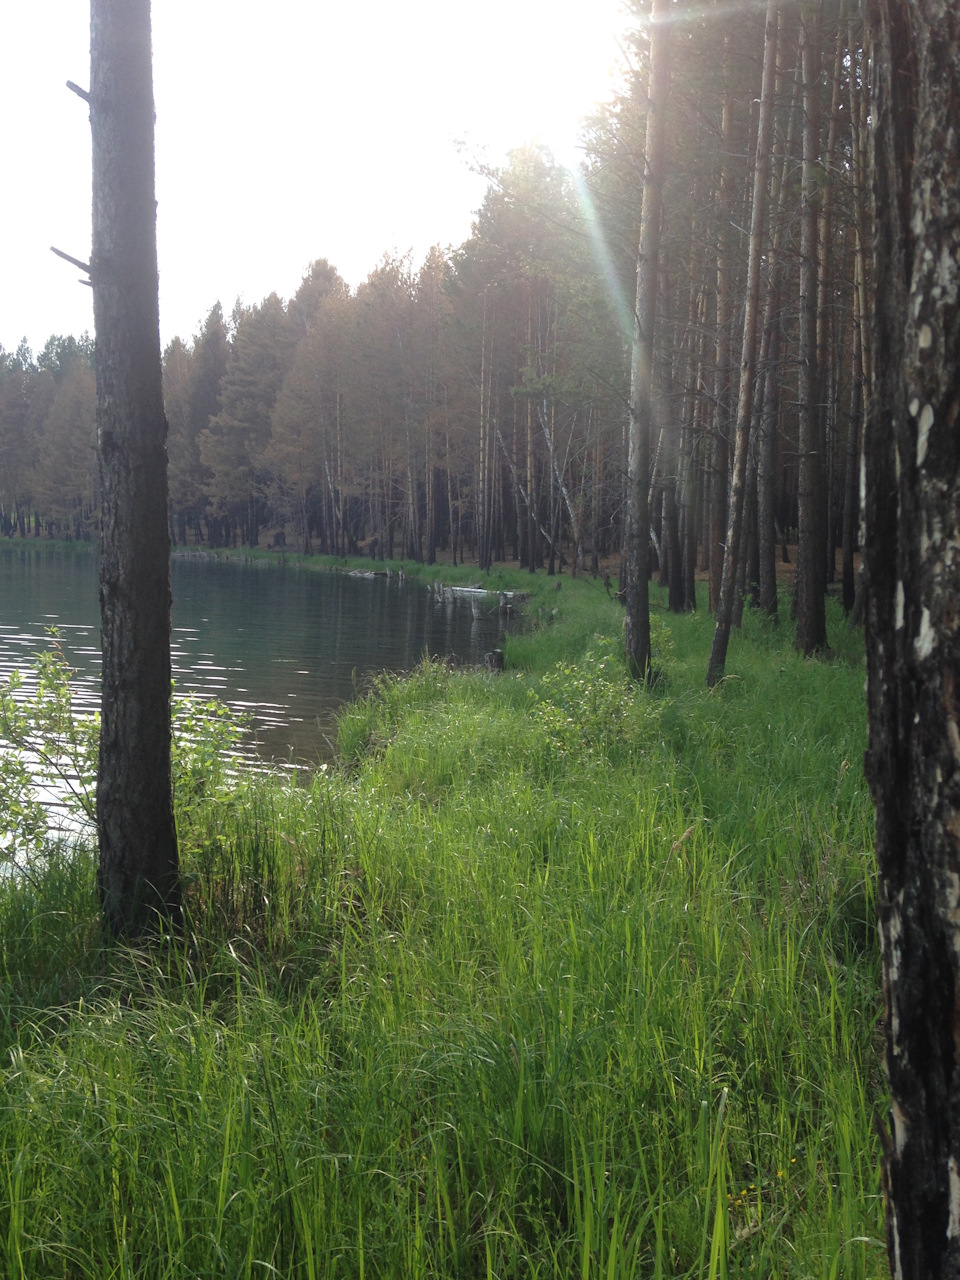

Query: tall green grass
left=0, top=579, right=883, bottom=1278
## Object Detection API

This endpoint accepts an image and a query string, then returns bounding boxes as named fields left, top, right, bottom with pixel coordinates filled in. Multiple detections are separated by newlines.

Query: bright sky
left=2, top=1, right=630, bottom=355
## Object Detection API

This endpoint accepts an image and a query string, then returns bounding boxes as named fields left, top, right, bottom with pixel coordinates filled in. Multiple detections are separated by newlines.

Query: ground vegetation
left=0, top=569, right=880, bottom=1278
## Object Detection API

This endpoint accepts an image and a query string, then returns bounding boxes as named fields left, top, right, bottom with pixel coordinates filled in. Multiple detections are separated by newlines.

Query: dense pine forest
left=1, top=0, right=867, bottom=637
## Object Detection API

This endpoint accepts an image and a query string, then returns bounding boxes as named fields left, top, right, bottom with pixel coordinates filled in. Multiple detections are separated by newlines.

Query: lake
left=0, top=547, right=516, bottom=768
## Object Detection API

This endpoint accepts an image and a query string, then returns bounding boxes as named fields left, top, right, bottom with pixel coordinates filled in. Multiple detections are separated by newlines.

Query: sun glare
left=5, top=0, right=633, bottom=350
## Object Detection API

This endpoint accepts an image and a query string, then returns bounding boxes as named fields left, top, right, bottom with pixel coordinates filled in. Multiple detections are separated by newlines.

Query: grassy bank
left=0, top=575, right=882, bottom=1278
left=0, top=537, right=97, bottom=557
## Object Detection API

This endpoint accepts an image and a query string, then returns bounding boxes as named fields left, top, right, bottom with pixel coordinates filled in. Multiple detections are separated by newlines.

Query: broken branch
left=50, top=246, right=92, bottom=275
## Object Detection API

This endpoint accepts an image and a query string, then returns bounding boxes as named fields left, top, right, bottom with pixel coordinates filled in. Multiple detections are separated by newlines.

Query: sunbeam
left=569, top=167, right=637, bottom=347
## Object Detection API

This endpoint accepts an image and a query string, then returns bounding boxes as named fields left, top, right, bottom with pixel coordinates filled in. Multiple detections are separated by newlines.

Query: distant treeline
left=1, top=0, right=865, bottom=616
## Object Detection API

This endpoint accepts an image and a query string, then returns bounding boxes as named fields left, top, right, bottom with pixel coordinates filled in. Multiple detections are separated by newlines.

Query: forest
left=1, top=0, right=866, bottom=646
left=4, top=0, right=959, bottom=1272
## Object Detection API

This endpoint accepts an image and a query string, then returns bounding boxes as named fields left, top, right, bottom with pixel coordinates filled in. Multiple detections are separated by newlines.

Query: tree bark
left=841, top=272, right=863, bottom=616
left=624, top=0, right=670, bottom=682
left=90, top=0, right=179, bottom=936
left=477, top=289, right=494, bottom=573
left=847, top=31, right=872, bottom=621
left=815, top=12, right=847, bottom=590
left=706, top=0, right=778, bottom=686
left=757, top=312, right=782, bottom=621
left=757, top=40, right=799, bottom=622
left=863, top=2, right=960, bottom=1275
left=708, top=50, right=734, bottom=618
left=794, top=1, right=827, bottom=656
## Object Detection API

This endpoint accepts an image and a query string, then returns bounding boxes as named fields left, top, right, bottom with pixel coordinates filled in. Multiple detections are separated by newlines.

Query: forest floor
left=0, top=561, right=883, bottom=1279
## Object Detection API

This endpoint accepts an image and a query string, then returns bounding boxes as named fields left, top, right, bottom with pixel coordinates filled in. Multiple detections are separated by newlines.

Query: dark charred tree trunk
left=90, top=0, right=179, bottom=936
left=863, top=2, right=960, bottom=1276
left=841, top=292, right=863, bottom=616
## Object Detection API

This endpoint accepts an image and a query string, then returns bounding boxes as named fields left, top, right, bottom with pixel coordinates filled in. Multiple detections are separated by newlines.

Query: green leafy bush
left=529, top=631, right=669, bottom=762
left=0, top=637, right=248, bottom=866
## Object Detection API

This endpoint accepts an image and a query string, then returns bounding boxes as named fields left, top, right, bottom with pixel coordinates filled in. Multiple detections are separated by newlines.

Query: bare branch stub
left=50, top=246, right=92, bottom=275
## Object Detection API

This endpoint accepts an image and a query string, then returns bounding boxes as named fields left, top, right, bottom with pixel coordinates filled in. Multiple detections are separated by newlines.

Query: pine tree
left=89, top=0, right=179, bottom=936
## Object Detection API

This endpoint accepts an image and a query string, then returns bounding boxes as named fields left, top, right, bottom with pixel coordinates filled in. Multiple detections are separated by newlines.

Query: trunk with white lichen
left=863, top=2, right=960, bottom=1275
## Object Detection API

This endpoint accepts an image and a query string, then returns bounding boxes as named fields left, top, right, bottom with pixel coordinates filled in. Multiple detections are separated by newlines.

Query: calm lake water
left=0, top=547, right=515, bottom=768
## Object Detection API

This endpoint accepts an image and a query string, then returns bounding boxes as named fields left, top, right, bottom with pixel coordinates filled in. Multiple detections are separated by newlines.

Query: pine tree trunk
left=863, top=2, right=960, bottom=1275
left=816, top=14, right=847, bottom=589
left=624, top=0, right=670, bottom=681
left=841, top=282, right=862, bottom=616
left=757, top=303, right=783, bottom=620
left=847, top=35, right=872, bottom=620
left=794, top=2, right=827, bottom=656
left=477, top=293, right=493, bottom=572
left=707, top=0, right=778, bottom=686
left=708, top=55, right=734, bottom=617
left=90, top=0, right=179, bottom=936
